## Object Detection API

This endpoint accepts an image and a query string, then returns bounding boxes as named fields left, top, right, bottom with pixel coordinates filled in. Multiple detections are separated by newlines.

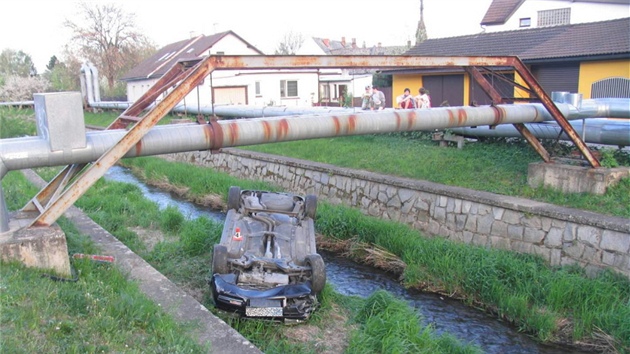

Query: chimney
left=352, top=38, right=357, bottom=48
left=323, top=38, right=330, bottom=47
left=341, top=37, right=346, bottom=46
left=407, top=40, right=411, bottom=47
left=378, top=42, right=381, bottom=48
left=362, top=41, right=366, bottom=48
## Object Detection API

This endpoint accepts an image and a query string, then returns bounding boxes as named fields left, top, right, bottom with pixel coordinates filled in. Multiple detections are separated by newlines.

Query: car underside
left=209, top=187, right=326, bottom=322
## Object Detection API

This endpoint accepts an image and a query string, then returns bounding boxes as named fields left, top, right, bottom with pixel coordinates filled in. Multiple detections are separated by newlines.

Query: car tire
left=306, top=254, right=326, bottom=294
left=305, top=194, right=317, bottom=219
left=227, top=186, right=241, bottom=211
left=213, top=245, right=229, bottom=274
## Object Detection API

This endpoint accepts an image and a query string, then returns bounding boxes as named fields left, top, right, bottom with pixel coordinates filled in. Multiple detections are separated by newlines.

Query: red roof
left=481, top=0, right=526, bottom=26
left=121, top=31, right=263, bottom=81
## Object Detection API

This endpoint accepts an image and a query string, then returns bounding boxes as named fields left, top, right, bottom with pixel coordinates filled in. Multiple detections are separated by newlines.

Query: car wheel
left=227, top=186, right=241, bottom=211
left=305, top=194, right=317, bottom=219
left=306, top=254, right=326, bottom=294
left=213, top=245, right=228, bottom=274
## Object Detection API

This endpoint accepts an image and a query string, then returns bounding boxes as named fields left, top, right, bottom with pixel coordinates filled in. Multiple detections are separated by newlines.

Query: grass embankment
left=240, top=135, right=630, bottom=218
left=120, top=156, right=629, bottom=352
left=2, top=166, right=480, bottom=354
left=0, top=171, right=208, bottom=353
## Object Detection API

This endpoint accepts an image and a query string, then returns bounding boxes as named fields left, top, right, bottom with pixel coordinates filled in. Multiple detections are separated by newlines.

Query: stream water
left=104, top=165, right=586, bottom=354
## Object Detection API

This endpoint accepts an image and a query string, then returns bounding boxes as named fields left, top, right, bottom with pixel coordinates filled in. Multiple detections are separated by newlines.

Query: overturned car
left=209, top=187, right=326, bottom=322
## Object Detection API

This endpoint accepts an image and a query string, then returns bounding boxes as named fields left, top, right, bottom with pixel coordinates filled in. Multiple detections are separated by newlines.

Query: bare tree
left=64, top=2, right=156, bottom=90
left=274, top=31, right=305, bottom=55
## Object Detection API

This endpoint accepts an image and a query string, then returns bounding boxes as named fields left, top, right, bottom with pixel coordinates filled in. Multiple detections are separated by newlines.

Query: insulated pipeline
left=1, top=101, right=629, bottom=179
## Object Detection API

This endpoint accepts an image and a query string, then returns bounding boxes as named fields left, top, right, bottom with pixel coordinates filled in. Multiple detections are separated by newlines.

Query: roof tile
left=405, top=18, right=630, bottom=60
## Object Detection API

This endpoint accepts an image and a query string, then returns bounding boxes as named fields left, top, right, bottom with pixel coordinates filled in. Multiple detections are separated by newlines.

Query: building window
left=538, top=8, right=570, bottom=27
left=280, top=80, right=298, bottom=98
left=321, top=84, right=330, bottom=100
left=255, top=81, right=261, bottom=96
left=519, top=17, right=531, bottom=27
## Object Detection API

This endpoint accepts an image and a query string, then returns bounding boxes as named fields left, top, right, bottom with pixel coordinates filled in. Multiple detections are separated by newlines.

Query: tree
left=64, top=2, right=156, bottom=90
left=0, top=49, right=37, bottom=78
left=274, top=31, right=305, bottom=55
left=46, top=55, right=59, bottom=71
left=43, top=47, right=82, bottom=92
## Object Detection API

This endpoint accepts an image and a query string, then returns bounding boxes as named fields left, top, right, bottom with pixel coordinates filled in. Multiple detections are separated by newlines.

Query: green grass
left=3, top=165, right=482, bottom=353
left=240, top=134, right=630, bottom=217
left=0, top=173, right=208, bottom=354
left=315, top=203, right=630, bottom=350
left=0, top=261, right=207, bottom=353
left=65, top=155, right=630, bottom=352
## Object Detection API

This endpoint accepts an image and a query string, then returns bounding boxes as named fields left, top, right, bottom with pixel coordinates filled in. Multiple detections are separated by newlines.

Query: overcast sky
left=1, top=0, right=493, bottom=73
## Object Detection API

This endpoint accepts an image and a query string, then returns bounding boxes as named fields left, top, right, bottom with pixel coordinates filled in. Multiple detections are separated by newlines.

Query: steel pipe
left=451, top=119, right=630, bottom=146
left=2, top=102, right=628, bottom=180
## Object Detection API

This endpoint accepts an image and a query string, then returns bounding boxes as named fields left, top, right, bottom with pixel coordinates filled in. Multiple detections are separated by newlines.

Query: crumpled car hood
left=212, top=273, right=312, bottom=299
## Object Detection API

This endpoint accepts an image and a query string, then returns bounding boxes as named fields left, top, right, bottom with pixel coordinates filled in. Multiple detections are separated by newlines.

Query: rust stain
left=332, top=116, right=341, bottom=135
left=278, top=119, right=289, bottom=140
left=393, top=112, right=402, bottom=130
left=204, top=123, right=224, bottom=150
left=261, top=121, right=272, bottom=141
left=447, top=109, right=456, bottom=127
left=491, top=106, right=505, bottom=125
left=134, top=140, right=143, bottom=156
left=457, top=109, right=467, bottom=126
left=406, top=111, right=417, bottom=130
left=228, top=122, right=240, bottom=146
left=347, top=115, right=358, bottom=133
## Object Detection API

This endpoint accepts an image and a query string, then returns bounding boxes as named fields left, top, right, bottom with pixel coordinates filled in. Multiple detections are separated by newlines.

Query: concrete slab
left=0, top=211, right=71, bottom=276
left=528, top=162, right=630, bottom=195
left=19, top=169, right=262, bottom=354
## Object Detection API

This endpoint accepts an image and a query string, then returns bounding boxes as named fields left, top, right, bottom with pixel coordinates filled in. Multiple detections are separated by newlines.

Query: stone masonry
left=163, top=149, right=630, bottom=278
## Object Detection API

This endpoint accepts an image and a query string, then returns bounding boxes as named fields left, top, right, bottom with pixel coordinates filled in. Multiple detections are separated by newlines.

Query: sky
left=1, top=0, right=493, bottom=73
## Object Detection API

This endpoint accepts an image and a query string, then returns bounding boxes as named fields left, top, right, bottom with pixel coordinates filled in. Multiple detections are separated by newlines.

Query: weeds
left=316, top=202, right=630, bottom=351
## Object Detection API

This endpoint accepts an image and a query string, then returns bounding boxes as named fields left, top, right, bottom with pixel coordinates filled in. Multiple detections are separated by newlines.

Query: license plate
left=246, top=306, right=283, bottom=317
left=246, top=298, right=283, bottom=317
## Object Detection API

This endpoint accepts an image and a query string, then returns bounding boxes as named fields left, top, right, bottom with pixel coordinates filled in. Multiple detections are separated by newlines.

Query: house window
left=280, top=80, right=298, bottom=98
left=519, top=17, right=531, bottom=27
left=255, top=81, right=261, bottom=96
left=321, top=84, right=331, bottom=100
left=538, top=8, right=570, bottom=27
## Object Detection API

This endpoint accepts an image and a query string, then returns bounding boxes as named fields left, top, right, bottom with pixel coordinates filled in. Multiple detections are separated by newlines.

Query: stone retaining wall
left=162, top=149, right=630, bottom=278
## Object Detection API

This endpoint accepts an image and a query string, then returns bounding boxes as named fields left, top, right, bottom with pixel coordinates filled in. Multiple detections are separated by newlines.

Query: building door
left=422, top=75, right=464, bottom=107
left=213, top=86, right=248, bottom=105
left=531, top=63, right=579, bottom=96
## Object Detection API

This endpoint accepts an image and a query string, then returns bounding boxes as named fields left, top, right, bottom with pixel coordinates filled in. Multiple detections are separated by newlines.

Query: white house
left=121, top=31, right=320, bottom=108
left=480, top=0, right=630, bottom=32
left=297, top=37, right=410, bottom=106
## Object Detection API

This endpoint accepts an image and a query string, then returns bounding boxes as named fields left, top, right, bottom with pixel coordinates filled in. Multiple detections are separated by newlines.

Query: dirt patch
left=136, top=172, right=226, bottom=210
left=283, top=303, right=353, bottom=354
left=130, top=226, right=168, bottom=252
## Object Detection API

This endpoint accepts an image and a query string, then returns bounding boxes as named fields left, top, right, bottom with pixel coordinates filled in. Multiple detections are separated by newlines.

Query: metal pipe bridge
left=0, top=55, right=606, bottom=232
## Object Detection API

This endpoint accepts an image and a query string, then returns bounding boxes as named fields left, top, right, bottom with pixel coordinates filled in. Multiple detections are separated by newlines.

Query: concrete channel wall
left=162, top=149, right=630, bottom=278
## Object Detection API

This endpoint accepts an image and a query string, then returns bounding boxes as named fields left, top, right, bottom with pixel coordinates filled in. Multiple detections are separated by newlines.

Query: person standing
left=371, top=86, right=386, bottom=110
left=361, top=85, right=373, bottom=110
left=397, top=88, right=416, bottom=109
left=415, top=87, right=431, bottom=109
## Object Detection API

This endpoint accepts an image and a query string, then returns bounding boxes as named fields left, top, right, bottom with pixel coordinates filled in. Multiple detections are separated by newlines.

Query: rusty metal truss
left=22, top=55, right=600, bottom=228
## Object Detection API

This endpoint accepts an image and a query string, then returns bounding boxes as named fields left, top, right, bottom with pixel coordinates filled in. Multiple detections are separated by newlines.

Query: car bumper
left=210, top=274, right=318, bottom=321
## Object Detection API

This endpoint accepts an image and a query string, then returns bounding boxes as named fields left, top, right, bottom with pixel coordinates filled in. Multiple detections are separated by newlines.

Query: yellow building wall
left=579, top=60, right=630, bottom=98
left=392, top=74, right=423, bottom=105
left=514, top=71, right=530, bottom=101
left=463, top=74, right=470, bottom=106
